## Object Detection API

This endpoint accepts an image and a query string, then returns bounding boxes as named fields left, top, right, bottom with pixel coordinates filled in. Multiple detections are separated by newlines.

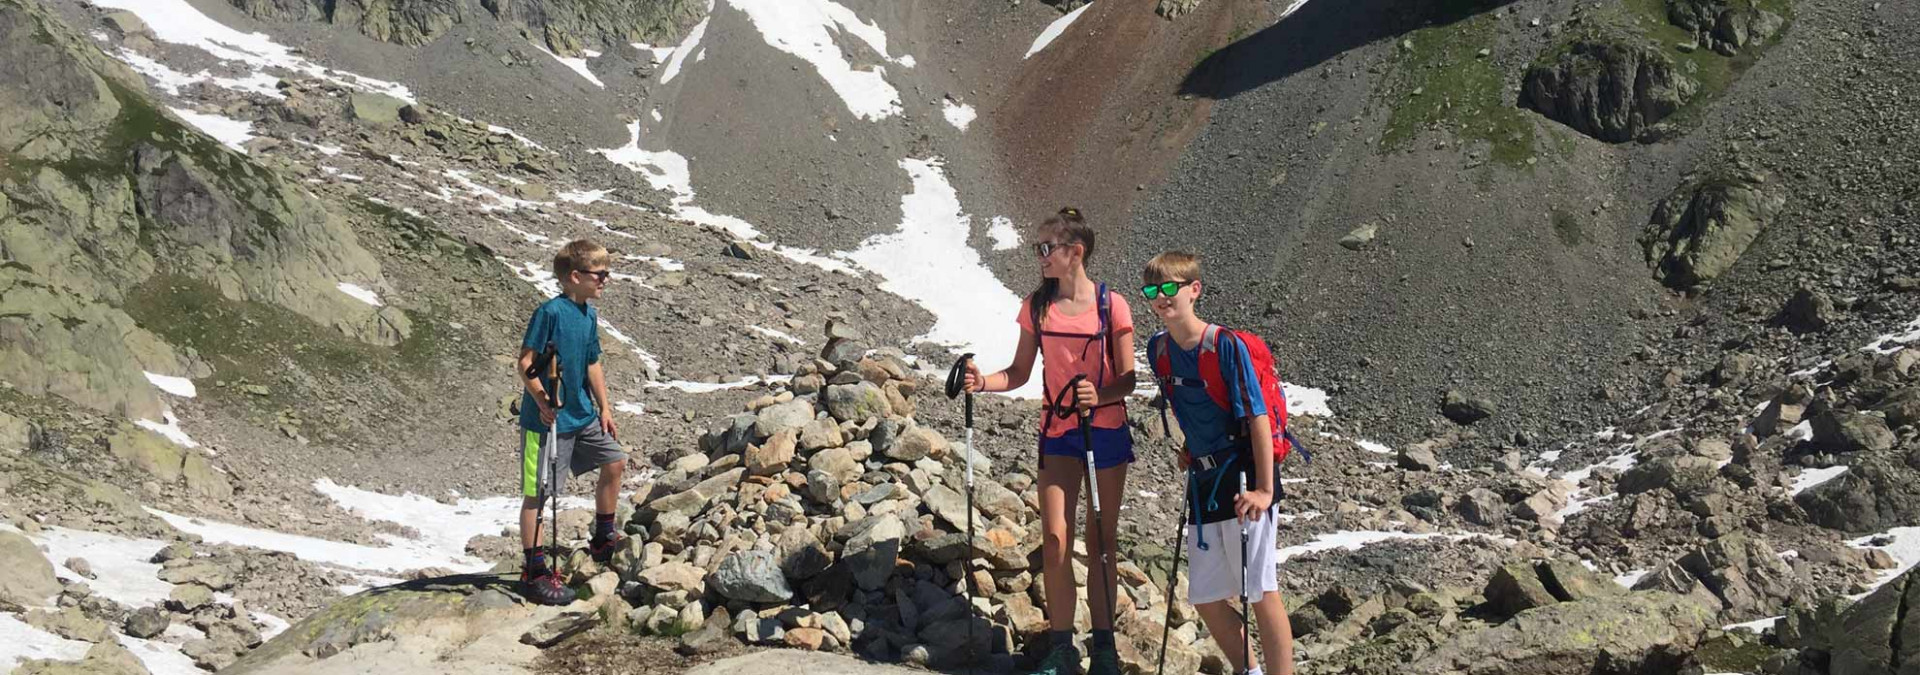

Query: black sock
left=1049, top=630, right=1075, bottom=652
left=1090, top=629, right=1115, bottom=650
left=524, top=547, right=549, bottom=575
left=592, top=512, right=616, bottom=542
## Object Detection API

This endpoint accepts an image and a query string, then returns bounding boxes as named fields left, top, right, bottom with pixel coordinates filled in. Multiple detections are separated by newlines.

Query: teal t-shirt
left=519, top=295, right=602, bottom=433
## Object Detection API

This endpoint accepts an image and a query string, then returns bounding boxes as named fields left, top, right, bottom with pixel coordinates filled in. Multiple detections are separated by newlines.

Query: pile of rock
left=515, top=321, right=1221, bottom=672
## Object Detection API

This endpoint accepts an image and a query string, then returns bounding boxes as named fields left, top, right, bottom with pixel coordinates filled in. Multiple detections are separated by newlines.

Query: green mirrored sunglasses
left=1141, top=279, right=1195, bottom=299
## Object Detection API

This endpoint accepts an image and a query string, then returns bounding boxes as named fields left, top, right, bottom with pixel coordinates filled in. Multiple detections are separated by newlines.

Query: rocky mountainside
left=0, top=0, right=1916, bottom=674
left=226, top=0, right=706, bottom=54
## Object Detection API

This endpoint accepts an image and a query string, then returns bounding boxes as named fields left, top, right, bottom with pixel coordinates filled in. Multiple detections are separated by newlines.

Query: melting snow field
left=0, top=614, right=90, bottom=671
left=1026, top=3, right=1091, bottom=59
left=149, top=480, right=603, bottom=578
left=725, top=0, right=910, bottom=120
left=842, top=158, right=1032, bottom=395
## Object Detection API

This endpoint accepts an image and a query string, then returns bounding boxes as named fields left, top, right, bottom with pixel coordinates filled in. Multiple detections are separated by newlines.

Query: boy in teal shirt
left=515, top=239, right=626, bottom=606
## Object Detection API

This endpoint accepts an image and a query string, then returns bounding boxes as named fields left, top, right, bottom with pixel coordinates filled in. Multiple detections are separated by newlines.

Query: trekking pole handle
left=1239, top=472, right=1251, bottom=533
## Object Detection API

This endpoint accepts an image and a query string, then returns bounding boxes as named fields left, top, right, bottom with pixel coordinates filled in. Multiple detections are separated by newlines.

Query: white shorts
left=1185, top=510, right=1280, bottom=605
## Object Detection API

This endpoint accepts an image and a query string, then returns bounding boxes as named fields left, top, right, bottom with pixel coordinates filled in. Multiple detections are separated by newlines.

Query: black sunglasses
left=574, top=269, right=612, bottom=282
left=1141, top=279, right=1196, bottom=299
left=1034, top=241, right=1076, bottom=258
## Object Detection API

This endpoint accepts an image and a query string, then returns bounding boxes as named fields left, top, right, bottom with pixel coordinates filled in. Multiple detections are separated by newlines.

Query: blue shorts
left=1040, top=427, right=1135, bottom=470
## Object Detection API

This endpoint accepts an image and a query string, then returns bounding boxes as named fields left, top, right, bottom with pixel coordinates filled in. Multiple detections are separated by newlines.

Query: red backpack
left=1148, top=325, right=1309, bottom=464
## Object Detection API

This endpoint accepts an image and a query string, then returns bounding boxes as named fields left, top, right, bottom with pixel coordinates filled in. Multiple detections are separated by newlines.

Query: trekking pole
left=547, top=348, right=564, bottom=564
left=1155, top=478, right=1190, bottom=675
left=523, top=345, right=562, bottom=566
left=943, top=354, right=978, bottom=667
left=1068, top=375, right=1117, bottom=638
left=1238, top=472, right=1252, bottom=675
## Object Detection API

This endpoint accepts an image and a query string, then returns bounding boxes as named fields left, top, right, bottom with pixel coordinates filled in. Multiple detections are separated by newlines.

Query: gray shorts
left=1186, top=509, right=1280, bottom=605
left=519, top=421, right=625, bottom=498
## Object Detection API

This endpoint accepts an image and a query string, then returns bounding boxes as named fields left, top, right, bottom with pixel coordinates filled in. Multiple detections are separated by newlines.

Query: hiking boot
left=522, top=570, right=576, bottom=606
left=1027, top=644, right=1082, bottom=675
left=1086, top=644, right=1121, bottom=675
left=589, top=532, right=626, bottom=564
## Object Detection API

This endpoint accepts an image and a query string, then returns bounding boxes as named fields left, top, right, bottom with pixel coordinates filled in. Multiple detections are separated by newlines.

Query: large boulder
left=1522, top=37, right=1697, bottom=143
left=1617, top=455, right=1721, bottom=497
left=1632, top=534, right=1809, bottom=620
left=1640, top=171, right=1786, bottom=288
left=1829, top=567, right=1920, bottom=675
left=1796, top=461, right=1920, bottom=534
left=0, top=530, right=60, bottom=608
left=15, top=642, right=150, bottom=675
left=1809, top=404, right=1897, bottom=454
left=225, top=574, right=562, bottom=673
left=824, top=382, right=889, bottom=423
left=842, top=514, right=906, bottom=591
left=710, top=550, right=793, bottom=604
left=1407, top=592, right=1716, bottom=675
left=754, top=400, right=815, bottom=438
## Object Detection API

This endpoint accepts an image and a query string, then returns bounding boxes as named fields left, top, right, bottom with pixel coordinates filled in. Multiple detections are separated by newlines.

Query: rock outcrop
left=0, top=0, right=406, bottom=421
left=1522, top=37, right=1697, bottom=143
left=1641, top=170, right=1787, bottom=288
left=225, top=0, right=706, bottom=55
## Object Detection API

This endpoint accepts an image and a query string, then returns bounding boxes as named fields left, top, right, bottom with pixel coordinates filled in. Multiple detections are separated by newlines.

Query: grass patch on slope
left=1381, top=5, right=1537, bottom=167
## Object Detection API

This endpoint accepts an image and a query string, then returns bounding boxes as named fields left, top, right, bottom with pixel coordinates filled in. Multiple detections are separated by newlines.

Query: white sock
left=1244, top=668, right=1265, bottom=675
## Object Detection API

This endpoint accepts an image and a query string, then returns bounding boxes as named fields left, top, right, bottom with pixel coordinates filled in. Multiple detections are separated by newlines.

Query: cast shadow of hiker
left=1179, top=0, right=1522, bottom=101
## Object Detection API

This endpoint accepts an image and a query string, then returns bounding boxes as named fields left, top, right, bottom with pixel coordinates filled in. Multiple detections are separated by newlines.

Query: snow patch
left=530, top=42, right=605, bottom=88
left=91, top=0, right=412, bottom=101
left=1851, top=527, right=1920, bottom=595
left=724, top=0, right=908, bottom=120
left=1865, top=316, right=1920, bottom=354
left=987, top=216, right=1020, bottom=251
left=659, top=17, right=709, bottom=84
left=1725, top=615, right=1783, bottom=633
left=113, top=50, right=282, bottom=98
left=117, top=634, right=203, bottom=675
left=631, top=42, right=676, bottom=63
left=1275, top=530, right=1501, bottom=563
left=1026, top=3, right=1091, bottom=59
left=558, top=189, right=614, bottom=204
left=942, top=99, right=977, bottom=131
left=596, top=121, right=855, bottom=274
left=168, top=108, right=254, bottom=153
left=1614, top=569, right=1648, bottom=588
left=1353, top=438, right=1393, bottom=455
left=623, top=254, right=686, bottom=272
left=614, top=402, right=646, bottom=416
left=1790, top=465, right=1849, bottom=496
left=647, top=375, right=794, bottom=394
left=748, top=325, right=804, bottom=345
left=135, top=413, right=199, bottom=449
left=0, top=613, right=90, bottom=671
left=1278, top=0, right=1314, bottom=19
left=144, top=372, right=197, bottom=398
left=335, top=282, right=383, bottom=307
left=29, top=527, right=173, bottom=608
left=1285, top=383, right=1333, bottom=417
left=843, top=158, right=1032, bottom=395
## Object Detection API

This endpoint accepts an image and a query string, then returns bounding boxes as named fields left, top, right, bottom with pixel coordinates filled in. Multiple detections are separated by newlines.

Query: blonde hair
left=1143, top=251, right=1202, bottom=284
left=553, top=239, right=609, bottom=279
